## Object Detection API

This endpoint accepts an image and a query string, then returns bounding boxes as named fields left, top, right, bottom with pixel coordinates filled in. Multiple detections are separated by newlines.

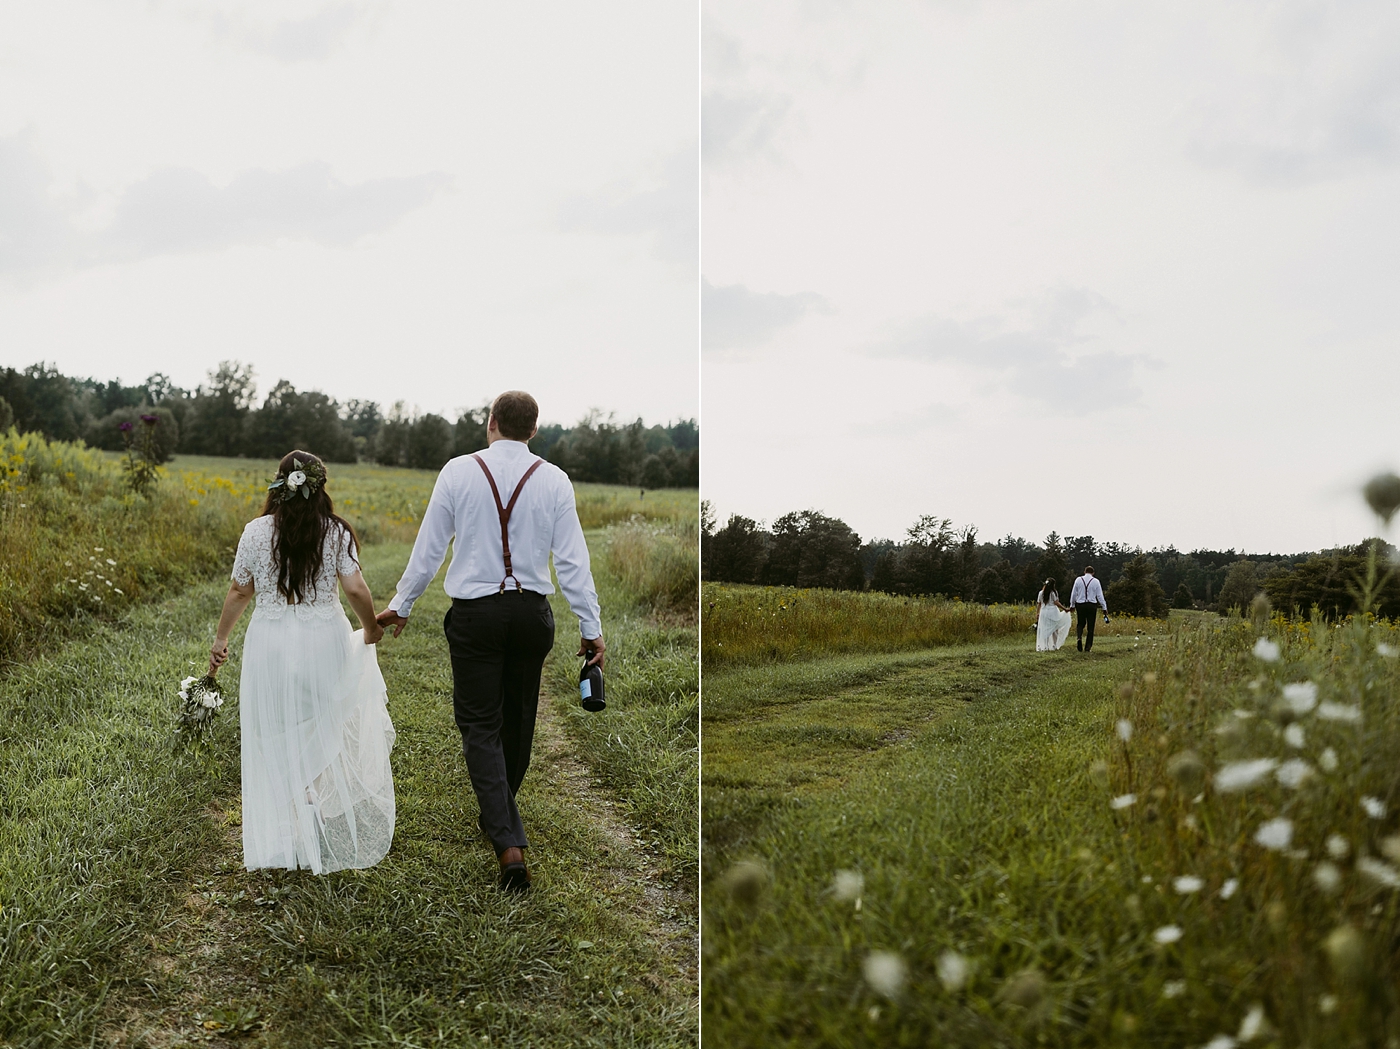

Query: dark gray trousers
left=443, top=591, right=555, bottom=854
left=1075, top=603, right=1098, bottom=651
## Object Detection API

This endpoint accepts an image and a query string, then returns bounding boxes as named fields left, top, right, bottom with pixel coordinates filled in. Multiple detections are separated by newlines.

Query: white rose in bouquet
left=287, top=469, right=306, bottom=490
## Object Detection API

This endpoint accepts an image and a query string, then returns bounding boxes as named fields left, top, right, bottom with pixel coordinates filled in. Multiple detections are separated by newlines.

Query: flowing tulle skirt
left=240, top=612, right=396, bottom=873
left=1036, top=605, right=1072, bottom=652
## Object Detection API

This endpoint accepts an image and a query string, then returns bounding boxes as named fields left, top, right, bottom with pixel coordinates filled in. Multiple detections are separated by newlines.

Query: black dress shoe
left=498, top=847, right=531, bottom=893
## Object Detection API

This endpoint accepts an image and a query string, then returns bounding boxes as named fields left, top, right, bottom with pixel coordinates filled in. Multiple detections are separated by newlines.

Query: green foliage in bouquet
left=174, top=673, right=225, bottom=751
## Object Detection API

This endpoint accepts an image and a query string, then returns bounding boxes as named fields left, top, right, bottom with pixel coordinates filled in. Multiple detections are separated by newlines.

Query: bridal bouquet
left=175, top=671, right=225, bottom=748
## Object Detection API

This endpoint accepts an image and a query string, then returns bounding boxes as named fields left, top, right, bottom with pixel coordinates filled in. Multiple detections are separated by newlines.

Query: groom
left=376, top=391, right=604, bottom=892
left=1069, top=565, right=1108, bottom=652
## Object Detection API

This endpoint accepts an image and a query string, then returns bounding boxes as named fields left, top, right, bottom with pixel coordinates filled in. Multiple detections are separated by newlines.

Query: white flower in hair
left=287, top=469, right=307, bottom=489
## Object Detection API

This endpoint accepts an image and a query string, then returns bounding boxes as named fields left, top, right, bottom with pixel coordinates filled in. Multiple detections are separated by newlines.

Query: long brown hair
left=260, top=450, right=360, bottom=604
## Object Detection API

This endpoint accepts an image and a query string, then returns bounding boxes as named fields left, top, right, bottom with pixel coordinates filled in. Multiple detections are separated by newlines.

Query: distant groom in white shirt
left=1069, top=566, right=1108, bottom=653
left=375, top=390, right=604, bottom=892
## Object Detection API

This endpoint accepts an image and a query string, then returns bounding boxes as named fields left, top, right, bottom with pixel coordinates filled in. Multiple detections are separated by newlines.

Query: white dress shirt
left=1069, top=574, right=1107, bottom=610
left=386, top=440, right=602, bottom=638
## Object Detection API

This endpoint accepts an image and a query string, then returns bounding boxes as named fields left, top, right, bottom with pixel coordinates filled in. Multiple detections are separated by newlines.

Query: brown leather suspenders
left=471, top=454, right=545, bottom=593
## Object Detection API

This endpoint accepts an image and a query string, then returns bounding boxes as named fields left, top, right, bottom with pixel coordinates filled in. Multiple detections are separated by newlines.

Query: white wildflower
left=1377, top=642, right=1397, bottom=658
left=1219, top=878, right=1239, bottom=899
left=1232, top=709, right=1255, bottom=720
left=1238, top=1003, right=1266, bottom=1042
left=1142, top=875, right=1153, bottom=884
left=831, top=870, right=863, bottom=903
left=1327, top=835, right=1351, bottom=859
left=936, top=950, right=969, bottom=992
left=1116, top=719, right=1133, bottom=743
left=1318, top=994, right=1338, bottom=1015
left=1152, top=925, right=1182, bottom=945
left=114, top=588, right=123, bottom=595
left=1162, top=980, right=1186, bottom=999
left=1281, top=682, right=1318, bottom=715
left=1319, top=747, right=1339, bottom=772
left=1173, top=875, right=1204, bottom=894
left=1110, top=794, right=1136, bottom=810
left=1283, top=723, right=1306, bottom=748
left=1203, top=1036, right=1238, bottom=1049
left=863, top=951, right=906, bottom=999
left=1361, top=795, right=1387, bottom=819
left=1215, top=759, right=1278, bottom=793
left=1357, top=856, right=1400, bottom=888
left=1276, top=759, right=1313, bottom=789
left=1254, top=818, right=1293, bottom=851
left=1252, top=638, right=1280, bottom=662
left=105, top=558, right=116, bottom=565
left=1317, top=702, right=1362, bottom=723
left=1313, top=862, right=1343, bottom=894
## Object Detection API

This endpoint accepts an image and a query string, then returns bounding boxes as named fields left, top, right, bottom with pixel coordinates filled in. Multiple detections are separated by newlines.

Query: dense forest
left=0, top=362, right=698, bottom=488
left=701, top=503, right=1400, bottom=620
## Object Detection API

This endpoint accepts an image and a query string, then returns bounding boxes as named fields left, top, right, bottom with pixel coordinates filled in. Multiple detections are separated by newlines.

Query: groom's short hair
left=490, top=391, right=539, bottom=440
left=1084, top=566, right=1095, bottom=574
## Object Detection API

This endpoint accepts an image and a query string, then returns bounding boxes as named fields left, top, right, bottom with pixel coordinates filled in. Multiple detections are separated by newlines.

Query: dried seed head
left=722, top=860, right=769, bottom=907
left=1324, top=924, right=1366, bottom=982
left=1166, top=750, right=1206, bottom=794
left=1363, top=472, right=1400, bottom=525
left=1000, top=968, right=1046, bottom=1009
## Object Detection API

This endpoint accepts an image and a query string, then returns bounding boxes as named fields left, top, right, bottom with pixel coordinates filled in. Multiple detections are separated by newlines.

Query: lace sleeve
left=231, top=523, right=256, bottom=587
left=334, top=525, right=361, bottom=576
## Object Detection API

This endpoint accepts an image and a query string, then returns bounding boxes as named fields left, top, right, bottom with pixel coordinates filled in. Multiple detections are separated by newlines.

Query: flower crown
left=267, top=457, right=327, bottom=503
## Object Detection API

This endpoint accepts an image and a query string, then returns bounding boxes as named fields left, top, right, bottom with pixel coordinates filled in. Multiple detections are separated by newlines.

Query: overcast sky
left=702, top=0, right=1400, bottom=554
left=0, top=0, right=696, bottom=427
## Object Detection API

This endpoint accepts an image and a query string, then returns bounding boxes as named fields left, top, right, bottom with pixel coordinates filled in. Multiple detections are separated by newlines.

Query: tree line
left=0, top=362, right=698, bottom=488
left=702, top=503, right=1400, bottom=620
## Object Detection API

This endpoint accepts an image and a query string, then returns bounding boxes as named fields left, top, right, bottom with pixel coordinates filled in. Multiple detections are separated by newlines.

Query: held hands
left=209, top=637, right=230, bottom=677
left=578, top=635, right=606, bottom=669
left=363, top=619, right=385, bottom=645
left=375, top=609, right=409, bottom=638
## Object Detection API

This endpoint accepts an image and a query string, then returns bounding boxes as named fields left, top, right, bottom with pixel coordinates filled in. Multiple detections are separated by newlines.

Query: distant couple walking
left=1034, top=567, right=1109, bottom=652
left=208, top=391, right=604, bottom=893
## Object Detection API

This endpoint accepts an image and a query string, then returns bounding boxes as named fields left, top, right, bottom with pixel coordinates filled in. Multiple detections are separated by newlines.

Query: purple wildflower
left=118, top=421, right=134, bottom=432
left=140, top=414, right=158, bottom=425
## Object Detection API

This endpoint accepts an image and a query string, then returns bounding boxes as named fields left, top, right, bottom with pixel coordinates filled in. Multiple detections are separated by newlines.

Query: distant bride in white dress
left=209, top=450, right=396, bottom=874
left=1035, top=577, right=1073, bottom=652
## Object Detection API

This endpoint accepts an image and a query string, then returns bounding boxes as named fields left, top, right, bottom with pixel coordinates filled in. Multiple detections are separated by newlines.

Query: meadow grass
left=0, top=469, right=698, bottom=1046
left=702, top=582, right=1167, bottom=667
left=702, top=606, right=1397, bottom=1046
left=0, top=433, right=256, bottom=666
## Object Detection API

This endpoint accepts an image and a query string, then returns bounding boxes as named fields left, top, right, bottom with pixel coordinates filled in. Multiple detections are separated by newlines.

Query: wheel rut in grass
left=100, top=687, right=695, bottom=1046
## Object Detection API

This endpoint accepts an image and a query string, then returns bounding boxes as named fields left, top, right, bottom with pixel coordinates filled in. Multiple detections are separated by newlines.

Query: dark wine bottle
left=579, top=659, right=606, bottom=712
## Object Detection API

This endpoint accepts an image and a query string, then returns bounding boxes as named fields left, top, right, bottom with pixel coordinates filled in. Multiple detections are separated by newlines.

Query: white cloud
left=207, top=4, right=363, bottom=62
left=0, top=133, right=450, bottom=277
left=557, top=147, right=697, bottom=272
left=702, top=278, right=828, bottom=352
left=1186, top=2, right=1400, bottom=182
left=702, top=15, right=792, bottom=166
left=875, top=288, right=1150, bottom=412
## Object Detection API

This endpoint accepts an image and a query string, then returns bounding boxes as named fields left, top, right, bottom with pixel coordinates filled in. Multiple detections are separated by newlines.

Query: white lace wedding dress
left=231, top=516, right=396, bottom=873
left=1036, top=591, right=1072, bottom=652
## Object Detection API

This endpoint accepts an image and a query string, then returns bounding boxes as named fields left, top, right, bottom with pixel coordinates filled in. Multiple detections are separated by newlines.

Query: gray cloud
left=702, top=15, right=793, bottom=166
left=1186, top=4, right=1400, bottom=182
left=877, top=288, right=1149, bottom=412
left=208, top=4, right=361, bottom=62
left=0, top=133, right=450, bottom=278
left=557, top=147, right=697, bottom=272
left=702, top=278, right=829, bottom=352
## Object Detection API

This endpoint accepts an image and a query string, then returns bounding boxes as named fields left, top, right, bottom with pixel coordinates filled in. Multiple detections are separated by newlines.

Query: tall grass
left=599, top=516, right=698, bottom=617
left=1105, top=610, right=1400, bottom=1042
left=703, top=584, right=1027, bottom=665
left=0, top=432, right=258, bottom=665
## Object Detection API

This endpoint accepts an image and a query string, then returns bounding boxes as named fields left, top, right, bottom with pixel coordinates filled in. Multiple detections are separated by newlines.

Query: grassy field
left=703, top=595, right=1400, bottom=1046
left=0, top=454, right=698, bottom=1047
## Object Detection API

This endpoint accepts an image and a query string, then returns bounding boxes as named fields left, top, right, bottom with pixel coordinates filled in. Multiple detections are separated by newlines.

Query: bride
left=1035, top=577, right=1073, bottom=652
left=209, top=451, right=396, bottom=874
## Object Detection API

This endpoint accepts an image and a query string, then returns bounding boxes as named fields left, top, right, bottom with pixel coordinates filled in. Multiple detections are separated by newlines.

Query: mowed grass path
left=1, top=540, right=695, bottom=1048
left=703, top=632, right=1160, bottom=1047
